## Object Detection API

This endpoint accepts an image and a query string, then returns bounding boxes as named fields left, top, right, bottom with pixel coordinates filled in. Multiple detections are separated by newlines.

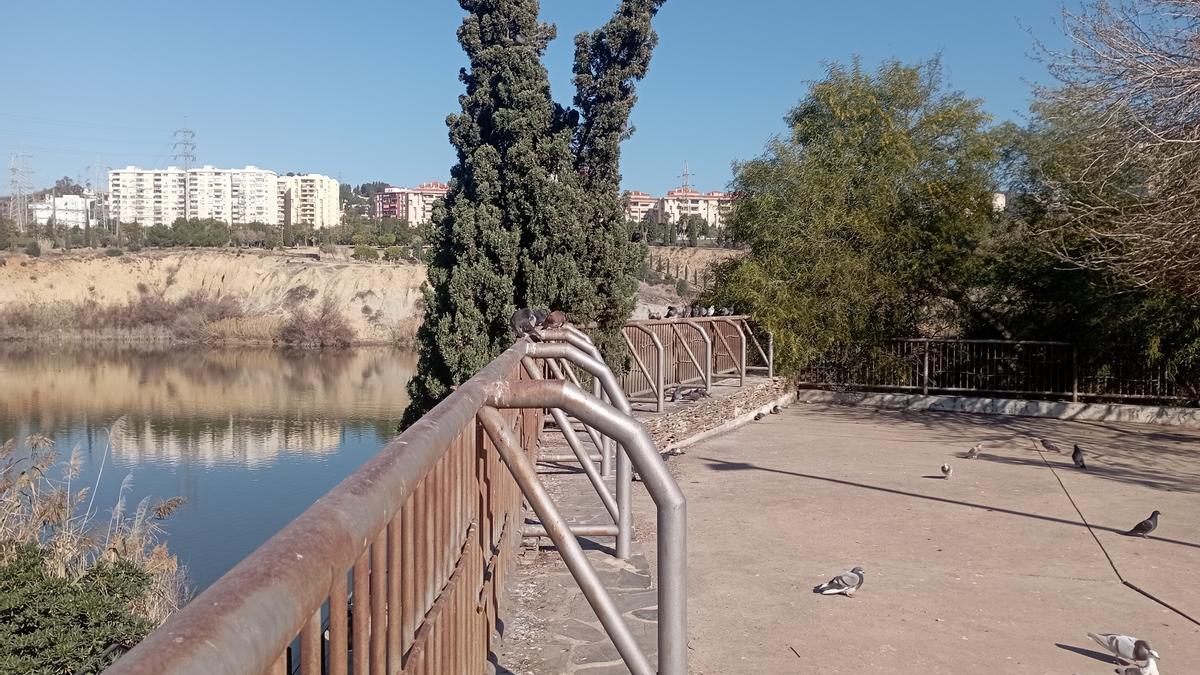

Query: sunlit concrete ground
left=670, top=403, right=1200, bottom=674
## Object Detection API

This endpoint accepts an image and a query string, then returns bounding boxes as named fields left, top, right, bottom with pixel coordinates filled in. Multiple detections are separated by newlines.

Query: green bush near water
left=0, top=543, right=154, bottom=674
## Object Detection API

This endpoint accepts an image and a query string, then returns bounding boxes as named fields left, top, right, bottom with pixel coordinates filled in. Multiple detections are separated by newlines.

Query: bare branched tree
left=1035, top=1, right=1200, bottom=297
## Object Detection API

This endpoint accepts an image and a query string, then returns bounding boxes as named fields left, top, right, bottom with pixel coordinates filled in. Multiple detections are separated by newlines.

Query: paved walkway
left=677, top=403, right=1200, bottom=674
left=499, top=399, right=1200, bottom=673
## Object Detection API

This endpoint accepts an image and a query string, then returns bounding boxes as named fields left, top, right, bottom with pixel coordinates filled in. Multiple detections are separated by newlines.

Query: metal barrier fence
left=797, top=338, right=1199, bottom=404
left=620, top=316, right=773, bottom=411
left=107, top=329, right=688, bottom=675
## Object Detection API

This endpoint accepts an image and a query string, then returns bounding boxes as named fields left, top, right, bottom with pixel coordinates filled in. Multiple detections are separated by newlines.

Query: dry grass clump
left=277, top=296, right=353, bottom=348
left=0, top=292, right=244, bottom=343
left=0, top=427, right=189, bottom=624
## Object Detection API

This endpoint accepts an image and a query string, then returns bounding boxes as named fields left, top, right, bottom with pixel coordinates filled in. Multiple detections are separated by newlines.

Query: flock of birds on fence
left=646, top=305, right=736, bottom=320
left=812, top=435, right=1166, bottom=673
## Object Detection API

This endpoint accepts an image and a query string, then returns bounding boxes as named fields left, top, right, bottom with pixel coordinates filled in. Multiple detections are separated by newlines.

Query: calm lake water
left=0, top=344, right=417, bottom=591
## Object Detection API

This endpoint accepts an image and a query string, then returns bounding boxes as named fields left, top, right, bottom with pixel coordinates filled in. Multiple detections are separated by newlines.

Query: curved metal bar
left=526, top=341, right=633, bottom=559
left=544, top=357, right=610, bottom=475
left=543, top=327, right=612, bottom=474
left=625, top=324, right=666, bottom=412
left=483, top=379, right=686, bottom=675
left=682, top=320, right=714, bottom=392
left=716, top=318, right=747, bottom=386
left=478, top=406, right=655, bottom=675
left=521, top=357, right=618, bottom=521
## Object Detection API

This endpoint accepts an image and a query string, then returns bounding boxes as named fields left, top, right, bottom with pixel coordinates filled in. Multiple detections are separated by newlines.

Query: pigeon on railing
left=541, top=310, right=567, bottom=330
left=511, top=308, right=540, bottom=339
left=665, top=306, right=679, bottom=318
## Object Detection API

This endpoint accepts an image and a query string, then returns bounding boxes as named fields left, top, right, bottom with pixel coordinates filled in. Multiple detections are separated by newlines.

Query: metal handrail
left=106, top=333, right=687, bottom=675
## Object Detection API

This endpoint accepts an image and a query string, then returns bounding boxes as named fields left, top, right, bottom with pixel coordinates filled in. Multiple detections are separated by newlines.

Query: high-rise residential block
left=373, top=181, right=449, bottom=224
left=278, top=173, right=341, bottom=228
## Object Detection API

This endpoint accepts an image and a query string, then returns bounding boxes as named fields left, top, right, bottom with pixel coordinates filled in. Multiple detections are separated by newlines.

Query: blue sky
left=1, top=1, right=1074, bottom=196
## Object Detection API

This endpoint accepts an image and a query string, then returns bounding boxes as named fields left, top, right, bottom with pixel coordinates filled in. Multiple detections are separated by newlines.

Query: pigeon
left=1039, top=437, right=1064, bottom=453
left=754, top=412, right=765, bottom=421
left=706, top=305, right=716, bottom=316
left=941, top=463, right=953, bottom=479
left=770, top=405, right=781, bottom=414
left=813, top=566, right=864, bottom=596
left=510, top=308, right=540, bottom=339
left=963, top=443, right=983, bottom=459
left=531, top=307, right=550, bottom=326
left=1087, top=632, right=1160, bottom=665
left=716, top=307, right=732, bottom=316
left=1122, top=510, right=1160, bottom=538
left=648, top=312, right=663, bottom=320
left=1072, top=443, right=1087, bottom=470
left=541, top=310, right=567, bottom=330
left=665, top=306, right=679, bottom=318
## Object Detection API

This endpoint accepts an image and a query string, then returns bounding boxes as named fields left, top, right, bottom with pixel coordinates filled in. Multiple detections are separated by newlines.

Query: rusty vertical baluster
left=370, top=529, right=387, bottom=673
left=352, top=548, right=370, bottom=675
left=299, top=608, right=322, bottom=675
left=329, top=571, right=349, bottom=675
left=387, top=516, right=401, bottom=673
left=401, top=496, right=416, bottom=660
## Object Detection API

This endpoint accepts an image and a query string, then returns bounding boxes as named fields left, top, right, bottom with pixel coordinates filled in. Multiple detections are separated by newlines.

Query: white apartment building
left=622, top=187, right=734, bottom=230
left=109, top=166, right=338, bottom=228
left=32, top=192, right=103, bottom=229
left=279, top=173, right=341, bottom=228
left=109, top=166, right=187, bottom=227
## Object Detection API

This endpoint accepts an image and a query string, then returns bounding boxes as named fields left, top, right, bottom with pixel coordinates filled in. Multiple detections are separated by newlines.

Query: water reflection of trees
left=0, top=344, right=415, bottom=467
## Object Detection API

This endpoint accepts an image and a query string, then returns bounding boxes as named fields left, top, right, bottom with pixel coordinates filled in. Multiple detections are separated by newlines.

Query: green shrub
left=378, top=233, right=396, bottom=247
left=352, top=245, right=379, bottom=261
left=675, top=279, right=689, bottom=296
left=105, top=247, right=123, bottom=257
left=383, top=246, right=405, bottom=261
left=0, top=543, right=154, bottom=674
left=24, top=241, right=40, bottom=257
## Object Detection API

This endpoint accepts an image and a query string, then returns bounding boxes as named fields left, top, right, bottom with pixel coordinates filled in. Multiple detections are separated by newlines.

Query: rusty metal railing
left=797, top=338, right=1199, bottom=405
left=620, top=315, right=773, bottom=411
left=107, top=332, right=688, bottom=675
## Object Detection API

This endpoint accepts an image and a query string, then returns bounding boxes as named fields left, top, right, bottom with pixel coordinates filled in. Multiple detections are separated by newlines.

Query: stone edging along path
left=797, top=388, right=1200, bottom=429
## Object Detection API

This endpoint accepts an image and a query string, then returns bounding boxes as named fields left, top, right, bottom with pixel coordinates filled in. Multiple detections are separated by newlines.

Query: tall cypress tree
left=404, top=0, right=665, bottom=423
left=571, top=0, right=667, bottom=366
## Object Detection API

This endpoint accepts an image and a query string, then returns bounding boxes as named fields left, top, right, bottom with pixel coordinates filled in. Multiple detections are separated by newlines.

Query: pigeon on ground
left=1039, top=437, right=1064, bottom=453
left=963, top=443, right=983, bottom=459
left=682, top=388, right=710, bottom=402
left=1087, top=632, right=1160, bottom=665
left=510, top=308, right=540, bottom=339
left=754, top=412, right=765, bottom=421
left=665, top=306, right=679, bottom=318
left=770, top=405, right=781, bottom=414
left=813, top=567, right=865, bottom=596
left=541, top=310, right=567, bottom=330
left=941, top=463, right=953, bottom=479
left=1073, top=444, right=1087, bottom=470
left=1122, top=511, right=1160, bottom=538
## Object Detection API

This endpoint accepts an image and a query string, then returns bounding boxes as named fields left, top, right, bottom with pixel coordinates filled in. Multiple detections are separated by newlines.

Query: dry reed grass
left=0, top=423, right=189, bottom=624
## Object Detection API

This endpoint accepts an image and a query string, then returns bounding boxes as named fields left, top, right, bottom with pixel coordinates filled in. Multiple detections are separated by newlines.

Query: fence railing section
left=108, top=329, right=689, bottom=675
left=620, top=316, right=773, bottom=411
left=797, top=338, right=1198, bottom=405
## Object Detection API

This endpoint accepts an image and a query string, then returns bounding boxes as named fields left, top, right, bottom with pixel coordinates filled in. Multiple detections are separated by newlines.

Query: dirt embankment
left=0, top=246, right=744, bottom=343
left=0, top=248, right=426, bottom=344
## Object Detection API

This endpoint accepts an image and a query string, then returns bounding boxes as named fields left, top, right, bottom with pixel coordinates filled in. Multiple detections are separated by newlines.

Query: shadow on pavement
left=697, top=456, right=1200, bottom=550
left=1053, top=642, right=1119, bottom=665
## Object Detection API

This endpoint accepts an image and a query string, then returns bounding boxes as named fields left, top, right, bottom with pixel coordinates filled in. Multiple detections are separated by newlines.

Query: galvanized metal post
left=521, top=357, right=618, bottom=522
left=767, top=330, right=774, bottom=379
left=683, top=320, right=713, bottom=392
left=485, top=379, right=687, bottom=675
left=478, top=407, right=654, bottom=675
left=528, top=341, right=634, bottom=560
left=922, top=339, right=930, bottom=395
left=1071, top=345, right=1079, bottom=403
